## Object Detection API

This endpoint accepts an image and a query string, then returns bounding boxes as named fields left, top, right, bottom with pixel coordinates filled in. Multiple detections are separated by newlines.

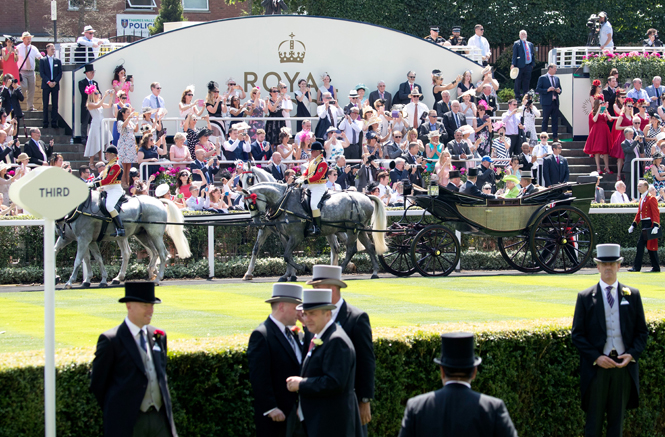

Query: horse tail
left=160, top=198, right=192, bottom=259
left=368, top=195, right=388, bottom=255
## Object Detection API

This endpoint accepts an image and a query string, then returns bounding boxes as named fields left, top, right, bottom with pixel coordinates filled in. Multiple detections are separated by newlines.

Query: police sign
left=117, top=14, right=158, bottom=38
left=8, top=167, right=89, bottom=219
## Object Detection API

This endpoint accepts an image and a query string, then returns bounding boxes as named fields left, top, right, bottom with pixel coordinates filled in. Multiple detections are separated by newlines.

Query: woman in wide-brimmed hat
left=0, top=162, right=18, bottom=206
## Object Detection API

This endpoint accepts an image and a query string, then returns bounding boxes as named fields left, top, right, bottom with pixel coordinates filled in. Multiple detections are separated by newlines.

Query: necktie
left=410, top=83, right=413, bottom=91
left=657, top=88, right=660, bottom=99
left=155, top=96, right=161, bottom=108
left=524, top=41, right=530, bottom=63
left=413, top=108, right=418, bottom=129
left=380, top=92, right=384, bottom=99
left=606, top=286, right=614, bottom=308
left=352, top=124, right=357, bottom=144
left=327, top=106, right=334, bottom=124
left=285, top=327, right=300, bottom=360
left=454, top=112, right=460, bottom=128
left=49, top=57, right=53, bottom=79
left=550, top=76, right=555, bottom=88
left=308, top=339, right=315, bottom=353
left=139, top=330, right=148, bottom=354
left=556, top=155, right=560, bottom=164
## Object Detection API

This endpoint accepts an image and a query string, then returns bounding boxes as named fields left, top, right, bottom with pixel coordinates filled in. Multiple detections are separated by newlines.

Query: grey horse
left=60, top=190, right=191, bottom=288
left=241, top=182, right=387, bottom=281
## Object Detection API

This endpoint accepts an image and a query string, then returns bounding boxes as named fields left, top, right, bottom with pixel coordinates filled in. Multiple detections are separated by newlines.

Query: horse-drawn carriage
left=379, top=181, right=597, bottom=277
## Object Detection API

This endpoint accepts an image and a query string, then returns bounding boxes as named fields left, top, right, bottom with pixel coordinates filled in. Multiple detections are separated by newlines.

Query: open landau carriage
left=379, top=181, right=597, bottom=277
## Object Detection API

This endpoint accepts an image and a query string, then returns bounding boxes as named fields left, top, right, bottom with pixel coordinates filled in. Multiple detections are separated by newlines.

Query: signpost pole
left=44, top=218, right=56, bottom=437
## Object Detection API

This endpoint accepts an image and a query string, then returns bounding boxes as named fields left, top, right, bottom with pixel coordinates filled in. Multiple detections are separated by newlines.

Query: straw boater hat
left=510, top=67, right=520, bottom=80
left=82, top=25, right=96, bottom=34
left=481, top=65, right=492, bottom=76
left=119, top=282, right=161, bottom=304
left=296, top=288, right=336, bottom=311
left=306, top=265, right=347, bottom=288
left=348, top=90, right=360, bottom=98
left=21, top=32, right=34, bottom=39
left=433, top=332, right=482, bottom=368
left=326, top=126, right=338, bottom=134
left=593, top=243, right=624, bottom=263
left=235, top=122, right=250, bottom=131
left=408, top=87, right=423, bottom=97
left=265, top=283, right=303, bottom=304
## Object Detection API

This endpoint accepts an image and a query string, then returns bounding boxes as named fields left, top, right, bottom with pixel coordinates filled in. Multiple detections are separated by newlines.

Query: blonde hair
left=116, top=90, right=126, bottom=99
left=250, top=86, right=260, bottom=98
left=174, top=132, right=186, bottom=142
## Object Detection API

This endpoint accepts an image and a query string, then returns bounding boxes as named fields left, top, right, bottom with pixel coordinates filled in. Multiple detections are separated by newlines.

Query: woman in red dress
left=635, top=99, right=649, bottom=130
left=611, top=92, right=628, bottom=145
left=584, top=96, right=613, bottom=174
left=611, top=97, right=634, bottom=180
left=1, top=38, right=20, bottom=85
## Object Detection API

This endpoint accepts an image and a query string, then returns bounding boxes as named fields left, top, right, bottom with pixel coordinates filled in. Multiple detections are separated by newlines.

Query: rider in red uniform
left=88, top=146, right=125, bottom=237
left=297, top=141, right=328, bottom=235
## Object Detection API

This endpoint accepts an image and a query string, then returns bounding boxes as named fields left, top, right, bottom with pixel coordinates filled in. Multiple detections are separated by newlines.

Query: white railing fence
left=57, top=43, right=128, bottom=66
left=548, top=46, right=665, bottom=69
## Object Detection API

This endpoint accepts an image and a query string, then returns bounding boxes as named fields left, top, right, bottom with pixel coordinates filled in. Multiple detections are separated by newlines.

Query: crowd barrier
left=630, top=156, right=658, bottom=200
left=548, top=46, right=665, bottom=69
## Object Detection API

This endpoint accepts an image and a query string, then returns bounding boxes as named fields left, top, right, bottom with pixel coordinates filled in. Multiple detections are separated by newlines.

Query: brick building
left=0, top=0, right=246, bottom=41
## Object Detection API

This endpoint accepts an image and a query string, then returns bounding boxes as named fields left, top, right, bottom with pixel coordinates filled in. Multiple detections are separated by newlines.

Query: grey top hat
left=266, top=283, right=303, bottom=304
left=433, top=332, right=482, bottom=369
left=296, top=289, right=336, bottom=311
left=521, top=170, right=533, bottom=179
left=306, top=265, right=347, bottom=288
left=594, top=244, right=624, bottom=263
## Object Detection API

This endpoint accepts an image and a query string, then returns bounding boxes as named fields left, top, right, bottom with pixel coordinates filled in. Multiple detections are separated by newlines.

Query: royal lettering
left=243, top=72, right=319, bottom=93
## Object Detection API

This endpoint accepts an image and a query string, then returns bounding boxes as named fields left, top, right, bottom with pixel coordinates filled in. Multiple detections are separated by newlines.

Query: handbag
left=18, top=47, right=31, bottom=82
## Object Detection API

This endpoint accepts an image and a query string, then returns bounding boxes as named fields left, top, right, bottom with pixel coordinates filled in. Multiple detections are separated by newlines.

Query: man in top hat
left=628, top=179, right=661, bottom=272
left=78, top=64, right=98, bottom=142
left=461, top=168, right=495, bottom=199
left=449, top=26, right=467, bottom=46
left=510, top=30, right=536, bottom=101
left=517, top=170, right=536, bottom=197
left=399, top=332, right=517, bottom=436
left=87, top=146, right=125, bottom=237
left=296, top=142, right=328, bottom=235
left=17, top=32, right=42, bottom=112
left=395, top=71, right=423, bottom=105
left=286, top=288, right=363, bottom=437
left=90, top=282, right=178, bottom=437
left=404, top=88, right=429, bottom=130
left=572, top=244, right=648, bottom=437
left=306, top=265, right=376, bottom=436
left=445, top=170, right=462, bottom=192
left=248, top=284, right=307, bottom=437
left=424, top=26, right=445, bottom=45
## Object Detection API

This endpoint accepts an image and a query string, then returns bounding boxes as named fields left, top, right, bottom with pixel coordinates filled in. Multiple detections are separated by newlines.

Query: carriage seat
left=300, top=188, right=331, bottom=217
left=98, top=191, right=129, bottom=217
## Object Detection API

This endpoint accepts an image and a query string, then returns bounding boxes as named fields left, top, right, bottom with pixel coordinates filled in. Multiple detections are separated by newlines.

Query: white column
left=208, top=225, right=215, bottom=278
left=44, top=219, right=56, bottom=437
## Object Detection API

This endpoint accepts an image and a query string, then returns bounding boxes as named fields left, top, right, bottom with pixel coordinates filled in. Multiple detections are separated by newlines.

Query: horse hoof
left=99, top=282, right=108, bottom=288
left=371, top=274, right=380, bottom=279
left=64, top=283, right=72, bottom=290
left=149, top=275, right=157, bottom=281
left=278, top=276, right=288, bottom=282
left=111, top=279, right=120, bottom=285
left=243, top=274, right=253, bottom=281
left=82, top=282, right=91, bottom=288
left=289, top=276, right=298, bottom=282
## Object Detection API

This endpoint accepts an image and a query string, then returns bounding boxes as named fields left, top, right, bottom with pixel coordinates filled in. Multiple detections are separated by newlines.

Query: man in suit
left=23, top=128, right=52, bottom=166
left=511, top=30, right=536, bottom=101
left=79, top=165, right=92, bottom=182
left=262, top=150, right=286, bottom=182
left=445, top=170, right=461, bottom=192
left=190, top=149, right=219, bottom=184
left=389, top=157, right=410, bottom=186
left=286, top=288, right=362, bottom=437
left=446, top=129, right=471, bottom=161
left=460, top=168, right=495, bottom=199
left=476, top=156, right=497, bottom=192
left=394, top=71, right=423, bottom=105
left=248, top=284, right=305, bottom=437
left=39, top=43, right=62, bottom=129
left=418, top=110, right=447, bottom=144
left=78, top=64, right=98, bottom=142
left=251, top=129, right=272, bottom=162
left=434, top=90, right=451, bottom=119
left=399, top=332, right=517, bottom=437
left=368, top=81, right=392, bottom=111
left=442, top=101, right=468, bottom=140
left=603, top=76, right=618, bottom=129
left=536, top=64, right=562, bottom=141
left=306, top=265, right=376, bottom=436
left=518, top=142, right=534, bottom=173
left=333, top=155, right=354, bottom=190
left=628, top=179, right=661, bottom=272
left=90, top=282, right=178, bottom=437
left=355, top=154, right=380, bottom=192
left=477, top=84, right=498, bottom=118
left=542, top=142, right=569, bottom=187
left=645, top=76, right=665, bottom=111
left=403, top=143, right=426, bottom=188
left=621, top=128, right=643, bottom=200
left=517, top=170, right=537, bottom=197
left=572, top=244, right=649, bottom=437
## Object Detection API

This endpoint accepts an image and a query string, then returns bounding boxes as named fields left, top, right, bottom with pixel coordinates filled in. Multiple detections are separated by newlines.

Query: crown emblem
left=278, top=33, right=306, bottom=64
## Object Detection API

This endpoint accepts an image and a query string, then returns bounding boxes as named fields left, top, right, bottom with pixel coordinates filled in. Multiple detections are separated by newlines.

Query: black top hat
left=84, top=64, right=95, bottom=73
left=433, top=332, right=482, bottom=368
left=449, top=170, right=461, bottom=179
left=119, top=282, right=162, bottom=304
left=105, top=146, right=118, bottom=155
left=197, top=128, right=213, bottom=139
left=311, top=141, right=324, bottom=152
left=467, top=168, right=479, bottom=177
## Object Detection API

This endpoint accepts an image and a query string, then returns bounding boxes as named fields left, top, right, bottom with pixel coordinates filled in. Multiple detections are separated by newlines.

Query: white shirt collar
left=269, top=314, right=287, bottom=333
left=315, top=315, right=336, bottom=339
left=331, top=297, right=345, bottom=322
left=599, top=279, right=619, bottom=294
left=125, top=316, right=147, bottom=338
left=445, top=380, right=472, bottom=388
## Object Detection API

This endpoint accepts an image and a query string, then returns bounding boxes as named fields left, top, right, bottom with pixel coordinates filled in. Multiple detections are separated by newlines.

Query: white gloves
left=628, top=226, right=634, bottom=234
left=295, top=177, right=305, bottom=185
left=652, top=227, right=659, bottom=235
left=86, top=181, right=95, bottom=189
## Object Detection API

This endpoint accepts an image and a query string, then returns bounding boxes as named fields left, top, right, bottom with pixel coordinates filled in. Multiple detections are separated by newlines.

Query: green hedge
left=2, top=321, right=665, bottom=436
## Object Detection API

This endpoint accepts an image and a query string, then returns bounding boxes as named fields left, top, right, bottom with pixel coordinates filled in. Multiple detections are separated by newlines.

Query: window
left=182, top=0, right=209, bottom=11
left=68, top=0, right=96, bottom=10
left=126, top=0, right=156, bottom=9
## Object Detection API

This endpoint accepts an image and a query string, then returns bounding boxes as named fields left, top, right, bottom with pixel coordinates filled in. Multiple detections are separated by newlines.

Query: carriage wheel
left=410, top=225, right=460, bottom=277
left=378, top=223, right=418, bottom=277
left=529, top=205, right=595, bottom=274
left=497, top=235, right=542, bottom=273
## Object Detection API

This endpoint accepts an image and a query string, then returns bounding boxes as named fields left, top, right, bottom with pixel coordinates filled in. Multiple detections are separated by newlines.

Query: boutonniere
left=291, top=325, right=301, bottom=335
left=152, top=329, right=165, bottom=352
left=312, top=338, right=324, bottom=348
left=622, top=287, right=631, bottom=296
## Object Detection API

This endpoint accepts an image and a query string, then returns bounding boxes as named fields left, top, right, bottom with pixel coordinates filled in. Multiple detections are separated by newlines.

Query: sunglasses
left=213, top=91, right=219, bottom=94
left=394, top=135, right=403, bottom=138
left=229, top=83, right=236, bottom=86
left=408, top=76, right=416, bottom=79
left=120, top=96, right=127, bottom=100
left=271, top=90, right=278, bottom=93
left=155, top=87, right=162, bottom=90
left=186, top=93, right=193, bottom=96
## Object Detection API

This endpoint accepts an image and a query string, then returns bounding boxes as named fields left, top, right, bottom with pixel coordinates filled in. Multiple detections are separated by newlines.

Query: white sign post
left=8, top=167, right=89, bottom=437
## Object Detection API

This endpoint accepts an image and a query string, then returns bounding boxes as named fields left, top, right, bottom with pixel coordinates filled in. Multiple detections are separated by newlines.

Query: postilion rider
left=296, top=141, right=328, bottom=236
left=87, top=146, right=125, bottom=237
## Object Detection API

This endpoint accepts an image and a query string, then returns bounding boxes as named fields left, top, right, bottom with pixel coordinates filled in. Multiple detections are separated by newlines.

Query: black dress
left=206, top=101, right=226, bottom=139
left=139, top=145, right=160, bottom=180
left=265, top=99, right=285, bottom=146
left=433, top=88, right=442, bottom=104
left=295, top=90, right=311, bottom=132
left=457, top=82, right=476, bottom=103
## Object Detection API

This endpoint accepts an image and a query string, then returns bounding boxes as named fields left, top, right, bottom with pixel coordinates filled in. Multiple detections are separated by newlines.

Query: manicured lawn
left=1, top=273, right=665, bottom=354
